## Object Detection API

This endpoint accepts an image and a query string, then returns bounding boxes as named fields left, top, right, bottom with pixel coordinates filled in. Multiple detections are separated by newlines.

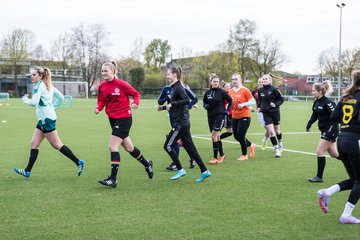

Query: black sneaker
left=145, top=160, right=154, bottom=179
left=166, top=163, right=178, bottom=171
left=99, top=177, right=117, bottom=188
left=189, top=159, right=196, bottom=169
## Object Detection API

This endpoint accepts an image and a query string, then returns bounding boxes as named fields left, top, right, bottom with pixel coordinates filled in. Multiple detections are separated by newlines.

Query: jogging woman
left=163, top=67, right=211, bottom=182
left=14, top=67, right=85, bottom=178
left=158, top=81, right=198, bottom=170
left=306, top=81, right=339, bottom=183
left=317, top=70, right=360, bottom=224
left=95, top=61, right=153, bottom=188
left=203, top=74, right=232, bottom=164
left=258, top=74, right=284, bottom=157
left=228, top=73, right=256, bottom=161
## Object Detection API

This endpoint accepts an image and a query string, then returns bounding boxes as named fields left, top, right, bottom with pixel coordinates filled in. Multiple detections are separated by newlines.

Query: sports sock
left=212, top=141, right=219, bottom=158
left=276, top=133, right=282, bottom=141
left=270, top=136, right=278, bottom=147
left=220, top=132, right=232, bottom=139
left=218, top=140, right=224, bottom=156
left=317, top=156, right=326, bottom=179
left=130, top=147, right=149, bottom=167
left=341, top=202, right=355, bottom=217
left=110, top=152, right=120, bottom=180
left=25, top=149, right=39, bottom=172
left=326, top=184, right=340, bottom=196
left=59, top=145, right=79, bottom=165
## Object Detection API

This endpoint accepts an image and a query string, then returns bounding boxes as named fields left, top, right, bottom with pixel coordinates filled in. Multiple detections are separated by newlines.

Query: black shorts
left=208, top=116, right=225, bottom=132
left=321, top=125, right=339, bottom=143
left=36, top=118, right=56, bottom=133
left=224, top=114, right=232, bottom=128
left=109, top=117, right=132, bottom=139
left=263, top=110, right=280, bottom=125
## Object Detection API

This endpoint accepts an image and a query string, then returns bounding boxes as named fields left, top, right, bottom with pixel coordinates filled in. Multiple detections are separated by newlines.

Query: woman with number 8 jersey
left=316, top=70, right=360, bottom=224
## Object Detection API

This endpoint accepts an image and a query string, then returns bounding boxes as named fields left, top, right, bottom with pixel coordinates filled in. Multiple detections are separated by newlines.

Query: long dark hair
left=342, top=70, right=360, bottom=101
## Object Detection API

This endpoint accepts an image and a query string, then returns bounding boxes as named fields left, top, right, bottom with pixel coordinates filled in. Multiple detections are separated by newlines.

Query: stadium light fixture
left=336, top=3, right=345, bottom=101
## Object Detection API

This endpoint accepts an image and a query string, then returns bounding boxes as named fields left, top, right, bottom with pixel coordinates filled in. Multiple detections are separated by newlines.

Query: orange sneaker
left=218, top=155, right=226, bottom=163
left=237, top=155, right=248, bottom=161
left=209, top=158, right=218, bottom=165
left=249, top=143, right=256, bottom=158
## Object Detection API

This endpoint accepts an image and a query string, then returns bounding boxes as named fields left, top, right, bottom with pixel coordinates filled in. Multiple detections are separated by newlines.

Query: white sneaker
left=261, top=138, right=267, bottom=150
left=339, top=215, right=360, bottom=224
left=278, top=141, right=283, bottom=152
left=275, top=148, right=281, bottom=158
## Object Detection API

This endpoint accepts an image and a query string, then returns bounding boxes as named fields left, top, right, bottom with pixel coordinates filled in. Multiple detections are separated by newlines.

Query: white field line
left=192, top=133, right=323, bottom=157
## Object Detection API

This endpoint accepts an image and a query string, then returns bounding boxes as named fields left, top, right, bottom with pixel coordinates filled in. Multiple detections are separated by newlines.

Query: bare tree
left=248, top=34, right=286, bottom=79
left=317, top=47, right=338, bottom=77
left=0, top=28, right=35, bottom=96
left=130, top=37, right=144, bottom=63
left=50, top=32, right=75, bottom=81
left=228, top=19, right=257, bottom=80
left=342, top=47, right=360, bottom=80
left=70, top=23, right=110, bottom=91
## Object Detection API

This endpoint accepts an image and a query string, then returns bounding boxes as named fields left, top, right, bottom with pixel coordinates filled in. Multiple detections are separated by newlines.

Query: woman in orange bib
left=228, top=73, right=256, bottom=161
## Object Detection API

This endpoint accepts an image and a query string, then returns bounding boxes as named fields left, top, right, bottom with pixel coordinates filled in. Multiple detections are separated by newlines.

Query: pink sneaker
left=316, top=189, right=329, bottom=213
left=339, top=215, right=360, bottom=224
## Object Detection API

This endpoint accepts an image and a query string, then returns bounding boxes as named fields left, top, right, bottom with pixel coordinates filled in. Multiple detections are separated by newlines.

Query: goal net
left=52, top=81, right=88, bottom=99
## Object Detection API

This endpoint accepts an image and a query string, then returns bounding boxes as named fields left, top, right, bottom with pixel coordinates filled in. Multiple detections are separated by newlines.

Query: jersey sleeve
left=157, top=87, right=169, bottom=105
left=53, top=87, right=64, bottom=110
left=274, top=88, right=284, bottom=107
left=306, top=103, right=318, bottom=130
left=96, top=83, right=106, bottom=112
left=185, top=88, right=198, bottom=109
left=22, top=82, right=45, bottom=106
left=123, top=81, right=140, bottom=106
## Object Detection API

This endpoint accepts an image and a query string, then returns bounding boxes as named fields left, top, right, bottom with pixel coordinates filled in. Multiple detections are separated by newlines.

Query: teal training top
left=22, top=80, right=64, bottom=121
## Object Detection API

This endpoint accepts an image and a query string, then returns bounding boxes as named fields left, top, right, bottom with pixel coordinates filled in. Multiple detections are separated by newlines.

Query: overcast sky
left=1, top=0, right=359, bottom=74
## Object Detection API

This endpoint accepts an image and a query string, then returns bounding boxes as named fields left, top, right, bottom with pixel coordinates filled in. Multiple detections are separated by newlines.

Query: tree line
left=1, top=19, right=360, bottom=95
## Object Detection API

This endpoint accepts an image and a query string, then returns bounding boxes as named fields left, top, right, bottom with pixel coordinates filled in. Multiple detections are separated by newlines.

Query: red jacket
left=96, top=78, right=140, bottom=119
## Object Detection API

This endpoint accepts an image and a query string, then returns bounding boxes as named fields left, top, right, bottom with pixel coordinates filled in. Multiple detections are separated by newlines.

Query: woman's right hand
left=94, top=108, right=100, bottom=114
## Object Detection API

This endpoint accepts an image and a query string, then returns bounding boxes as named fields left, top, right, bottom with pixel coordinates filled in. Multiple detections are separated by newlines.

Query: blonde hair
left=313, top=80, right=333, bottom=96
left=33, top=67, right=52, bottom=90
left=102, top=61, right=117, bottom=75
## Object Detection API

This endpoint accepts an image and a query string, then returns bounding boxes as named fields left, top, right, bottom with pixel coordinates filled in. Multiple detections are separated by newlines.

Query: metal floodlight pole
left=336, top=3, right=345, bottom=101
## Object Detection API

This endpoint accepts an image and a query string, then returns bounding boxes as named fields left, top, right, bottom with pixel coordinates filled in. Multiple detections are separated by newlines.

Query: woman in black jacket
left=163, top=67, right=211, bottom=183
left=306, top=81, right=339, bottom=183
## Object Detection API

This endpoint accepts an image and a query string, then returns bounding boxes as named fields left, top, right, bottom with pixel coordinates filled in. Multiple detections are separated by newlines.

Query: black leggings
left=232, top=117, right=252, bottom=155
left=164, top=123, right=207, bottom=173
left=337, top=136, right=360, bottom=205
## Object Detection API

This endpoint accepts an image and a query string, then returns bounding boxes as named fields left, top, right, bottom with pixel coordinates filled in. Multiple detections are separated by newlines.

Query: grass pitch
left=0, top=99, right=359, bottom=239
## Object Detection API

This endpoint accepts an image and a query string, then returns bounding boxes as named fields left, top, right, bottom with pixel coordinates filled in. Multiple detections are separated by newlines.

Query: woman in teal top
left=14, top=67, right=85, bottom=178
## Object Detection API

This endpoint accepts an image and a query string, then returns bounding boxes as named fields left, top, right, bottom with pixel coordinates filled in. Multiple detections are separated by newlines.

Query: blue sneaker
left=14, top=168, right=30, bottom=178
left=195, top=170, right=211, bottom=183
left=77, top=160, right=85, bottom=176
left=171, top=168, right=187, bottom=180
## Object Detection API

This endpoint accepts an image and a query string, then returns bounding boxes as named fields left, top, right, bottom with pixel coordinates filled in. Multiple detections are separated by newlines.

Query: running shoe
left=166, top=163, right=178, bottom=171
left=14, top=168, right=30, bottom=178
left=77, top=159, right=85, bottom=176
left=209, top=158, right=218, bottom=165
left=170, top=169, right=187, bottom=180
left=278, top=141, right=283, bottom=152
left=308, top=176, right=323, bottom=183
left=145, top=160, right=154, bottom=179
left=249, top=143, right=256, bottom=158
left=339, top=215, right=360, bottom=224
left=317, top=189, right=329, bottom=213
left=275, top=148, right=282, bottom=158
left=237, top=155, right=248, bottom=161
left=218, top=155, right=226, bottom=163
left=195, top=170, right=212, bottom=183
left=189, top=159, right=196, bottom=169
left=98, top=177, right=117, bottom=188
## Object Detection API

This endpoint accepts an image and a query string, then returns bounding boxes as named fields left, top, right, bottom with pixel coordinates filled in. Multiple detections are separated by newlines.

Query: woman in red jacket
left=95, top=61, right=153, bottom=188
